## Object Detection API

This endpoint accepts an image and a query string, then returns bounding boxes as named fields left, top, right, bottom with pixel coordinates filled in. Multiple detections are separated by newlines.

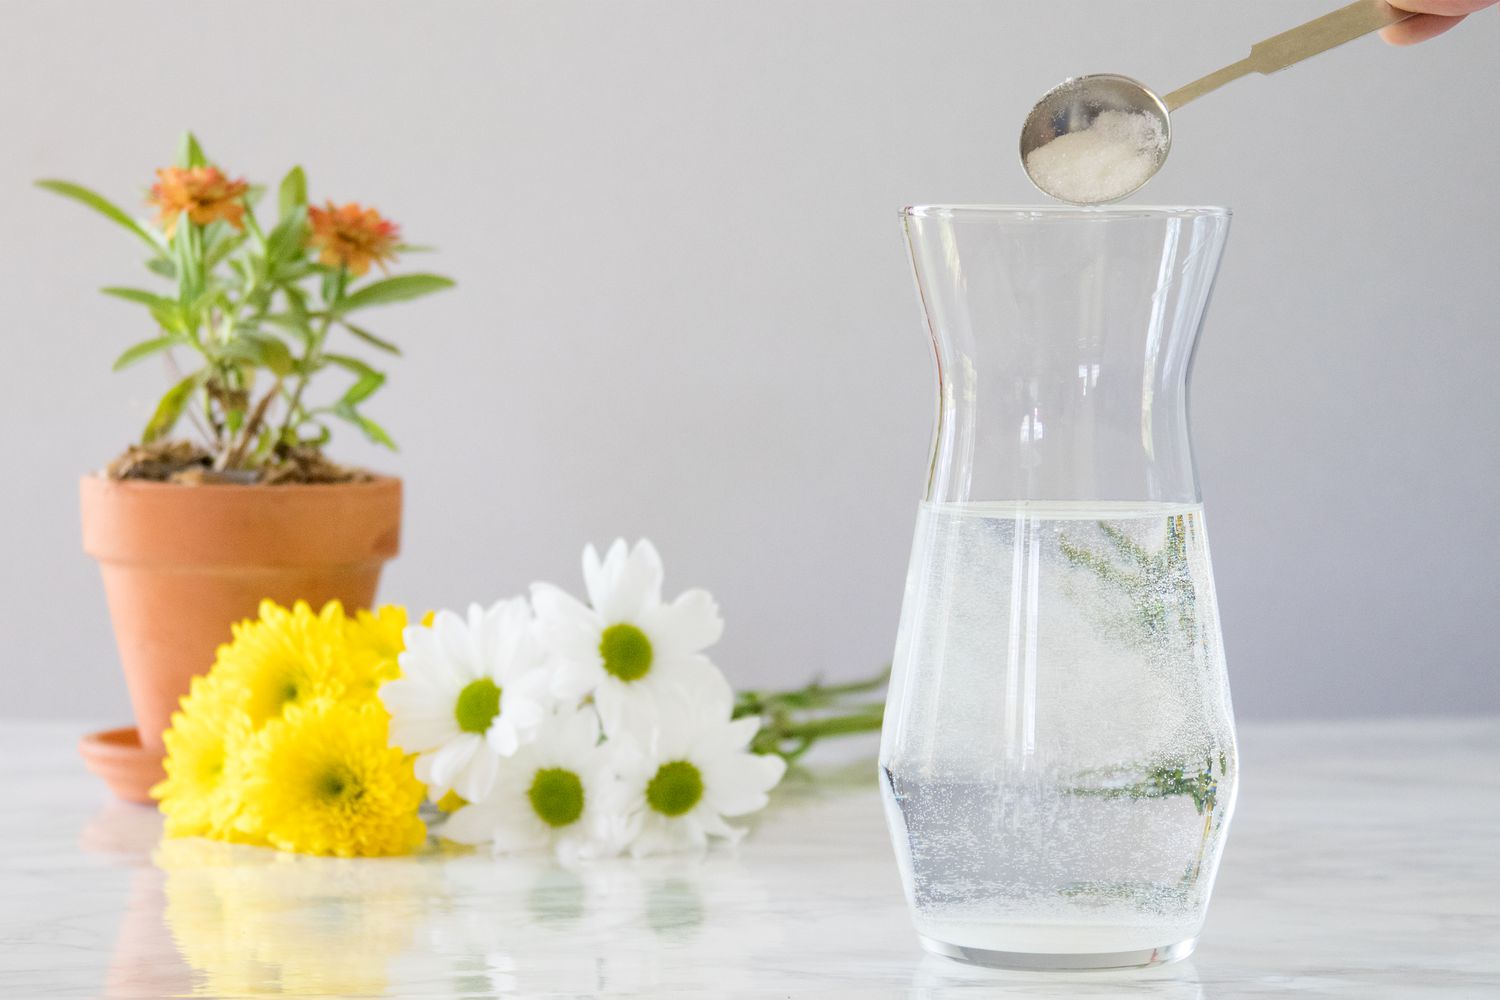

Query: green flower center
left=528, top=768, right=586, bottom=828
left=315, top=766, right=362, bottom=803
left=454, top=678, right=502, bottom=734
left=646, top=760, right=704, bottom=817
left=599, top=623, right=653, bottom=682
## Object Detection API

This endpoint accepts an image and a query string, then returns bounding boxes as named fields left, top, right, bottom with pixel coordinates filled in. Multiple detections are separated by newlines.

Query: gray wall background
left=2, top=1, right=1497, bottom=723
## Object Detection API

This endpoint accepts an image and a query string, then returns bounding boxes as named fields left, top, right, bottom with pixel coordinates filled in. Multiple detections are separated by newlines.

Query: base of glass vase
left=918, top=934, right=1197, bottom=971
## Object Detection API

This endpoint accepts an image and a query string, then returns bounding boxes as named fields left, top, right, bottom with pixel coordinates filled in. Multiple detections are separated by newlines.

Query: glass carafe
left=880, top=206, right=1238, bottom=970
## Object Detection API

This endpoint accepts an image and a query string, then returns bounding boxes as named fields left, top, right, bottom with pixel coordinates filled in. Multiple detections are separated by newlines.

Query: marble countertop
left=0, top=717, right=1495, bottom=999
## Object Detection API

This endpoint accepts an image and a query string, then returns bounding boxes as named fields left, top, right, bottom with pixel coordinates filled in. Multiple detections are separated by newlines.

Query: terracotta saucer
left=79, top=726, right=164, bottom=805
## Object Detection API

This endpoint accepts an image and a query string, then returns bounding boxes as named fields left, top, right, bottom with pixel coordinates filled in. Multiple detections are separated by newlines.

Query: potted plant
left=41, top=134, right=453, bottom=802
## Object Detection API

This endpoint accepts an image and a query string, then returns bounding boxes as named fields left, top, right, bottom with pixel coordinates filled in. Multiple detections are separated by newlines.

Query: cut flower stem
left=735, top=667, right=889, bottom=763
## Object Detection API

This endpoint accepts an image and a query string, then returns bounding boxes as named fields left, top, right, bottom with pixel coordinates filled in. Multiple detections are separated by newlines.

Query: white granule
left=1025, top=110, right=1166, bottom=204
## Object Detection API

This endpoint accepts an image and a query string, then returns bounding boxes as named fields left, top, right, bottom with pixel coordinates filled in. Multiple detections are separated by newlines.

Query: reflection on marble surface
left=1, top=718, right=1497, bottom=997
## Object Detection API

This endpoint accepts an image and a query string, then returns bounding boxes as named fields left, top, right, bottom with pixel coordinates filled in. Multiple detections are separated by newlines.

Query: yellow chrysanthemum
left=235, top=696, right=427, bottom=857
left=214, top=599, right=360, bottom=725
left=434, top=790, right=467, bottom=813
left=345, top=604, right=410, bottom=695
left=153, top=599, right=423, bottom=857
left=347, top=604, right=408, bottom=662
left=151, top=673, right=259, bottom=841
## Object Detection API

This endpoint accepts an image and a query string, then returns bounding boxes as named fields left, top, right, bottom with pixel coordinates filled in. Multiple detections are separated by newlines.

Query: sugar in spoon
left=1019, top=0, right=1415, bottom=204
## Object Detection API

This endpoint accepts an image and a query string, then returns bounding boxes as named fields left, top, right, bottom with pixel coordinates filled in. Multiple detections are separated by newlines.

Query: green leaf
left=225, top=332, right=295, bottom=376
left=265, top=215, right=308, bottom=269
left=172, top=221, right=204, bottom=304
left=143, top=372, right=201, bottom=442
left=176, top=132, right=207, bottom=169
left=274, top=263, right=316, bottom=283
left=256, top=336, right=295, bottom=377
left=111, top=336, right=179, bottom=371
left=146, top=258, right=177, bottom=280
left=284, top=284, right=311, bottom=320
left=323, top=353, right=380, bottom=379
left=278, top=166, right=307, bottom=220
left=333, top=404, right=396, bottom=449
left=204, top=229, right=247, bottom=272
left=340, top=371, right=386, bottom=407
left=320, top=268, right=344, bottom=305
left=101, top=286, right=176, bottom=308
left=100, top=287, right=190, bottom=334
left=333, top=273, right=454, bottom=314
left=261, top=312, right=314, bottom=346
left=340, top=321, right=402, bottom=355
left=35, top=180, right=166, bottom=254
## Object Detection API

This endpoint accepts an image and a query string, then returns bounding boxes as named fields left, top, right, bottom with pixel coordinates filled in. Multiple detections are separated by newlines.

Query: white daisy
left=614, top=693, right=787, bottom=857
left=531, top=539, right=730, bottom=736
left=440, top=707, right=625, bottom=860
left=379, top=598, right=551, bottom=803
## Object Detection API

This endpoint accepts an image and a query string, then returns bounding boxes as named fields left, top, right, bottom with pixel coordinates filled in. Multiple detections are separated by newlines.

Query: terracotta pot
left=79, top=475, right=401, bottom=801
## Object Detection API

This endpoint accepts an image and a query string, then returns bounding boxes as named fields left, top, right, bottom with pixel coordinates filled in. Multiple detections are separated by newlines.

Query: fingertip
left=1381, top=13, right=1468, bottom=45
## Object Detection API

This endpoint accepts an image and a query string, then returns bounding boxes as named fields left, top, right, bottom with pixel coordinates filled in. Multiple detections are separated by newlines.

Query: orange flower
left=149, top=166, right=249, bottom=236
left=306, top=202, right=400, bottom=277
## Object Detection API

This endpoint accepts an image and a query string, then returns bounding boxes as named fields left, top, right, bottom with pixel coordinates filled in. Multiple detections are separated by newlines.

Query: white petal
left=435, top=609, right=482, bottom=679
left=582, top=539, right=664, bottom=622
left=530, top=582, right=591, bottom=626
left=557, top=823, right=620, bottom=862
left=581, top=540, right=627, bottom=614
left=456, top=742, right=502, bottom=800
left=378, top=678, right=460, bottom=753
left=509, top=667, right=554, bottom=700
left=642, top=588, right=723, bottom=655
left=504, top=697, right=546, bottom=731
left=398, top=627, right=465, bottom=690
left=467, top=603, right=498, bottom=673
left=694, top=808, right=746, bottom=842
left=612, top=539, right=664, bottom=620
left=491, top=819, right=552, bottom=855
left=385, top=699, right=459, bottom=754
left=440, top=799, right=505, bottom=845
left=551, top=708, right=602, bottom=760
left=601, top=731, right=654, bottom=787
left=551, top=658, right=603, bottom=701
left=676, top=659, right=734, bottom=719
left=422, top=733, right=482, bottom=790
left=703, top=752, right=787, bottom=816
left=487, top=597, right=535, bottom=671
left=594, top=681, right=661, bottom=743
left=486, top=719, right=520, bottom=757
left=531, top=584, right=604, bottom=661
left=701, top=716, right=761, bottom=757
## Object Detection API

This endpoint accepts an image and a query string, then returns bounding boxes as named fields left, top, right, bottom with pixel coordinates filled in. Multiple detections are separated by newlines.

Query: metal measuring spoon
left=1020, top=0, right=1414, bottom=204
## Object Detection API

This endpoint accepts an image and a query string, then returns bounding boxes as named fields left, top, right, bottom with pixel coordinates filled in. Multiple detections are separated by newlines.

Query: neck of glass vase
left=903, top=205, right=1231, bottom=506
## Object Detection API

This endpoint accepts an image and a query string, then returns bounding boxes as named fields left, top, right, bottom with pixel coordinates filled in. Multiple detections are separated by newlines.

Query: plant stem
left=221, top=376, right=283, bottom=471
left=737, top=666, right=889, bottom=764
left=275, top=267, right=346, bottom=449
left=735, top=667, right=889, bottom=716
left=772, top=710, right=885, bottom=740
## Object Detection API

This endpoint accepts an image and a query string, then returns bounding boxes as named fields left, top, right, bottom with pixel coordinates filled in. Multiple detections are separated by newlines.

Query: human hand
left=1382, top=0, right=1496, bottom=45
